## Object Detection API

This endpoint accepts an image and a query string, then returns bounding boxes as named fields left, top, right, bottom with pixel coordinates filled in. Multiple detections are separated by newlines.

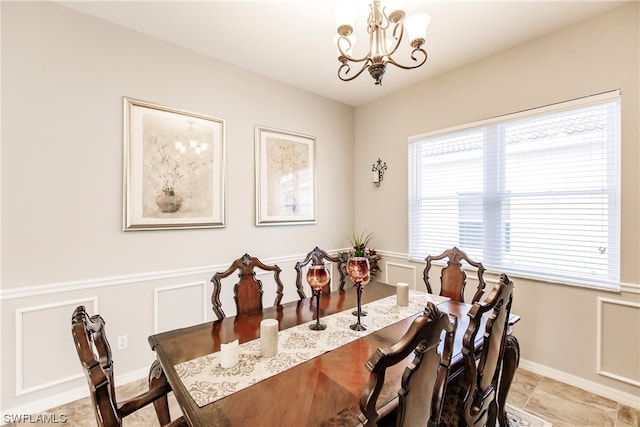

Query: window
left=408, top=91, right=621, bottom=289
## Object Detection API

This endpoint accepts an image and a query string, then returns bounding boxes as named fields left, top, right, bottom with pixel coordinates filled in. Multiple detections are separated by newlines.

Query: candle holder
left=307, top=265, right=330, bottom=331
left=347, top=257, right=370, bottom=331
left=352, top=271, right=370, bottom=317
left=371, top=158, right=387, bottom=187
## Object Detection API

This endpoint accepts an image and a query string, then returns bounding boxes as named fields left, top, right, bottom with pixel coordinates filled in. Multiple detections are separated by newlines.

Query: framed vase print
left=123, top=97, right=226, bottom=230
left=255, top=126, right=317, bottom=226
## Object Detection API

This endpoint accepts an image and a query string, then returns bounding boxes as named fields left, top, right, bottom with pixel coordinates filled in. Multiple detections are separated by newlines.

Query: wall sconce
left=371, top=158, right=387, bottom=187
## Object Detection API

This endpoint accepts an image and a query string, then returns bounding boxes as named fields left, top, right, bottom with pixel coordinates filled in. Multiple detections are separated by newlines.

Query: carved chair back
left=72, top=306, right=119, bottom=426
left=71, top=306, right=182, bottom=427
left=211, top=253, right=285, bottom=320
left=424, top=246, right=486, bottom=303
left=359, top=302, right=457, bottom=427
left=294, top=246, right=346, bottom=295
left=461, top=273, right=514, bottom=426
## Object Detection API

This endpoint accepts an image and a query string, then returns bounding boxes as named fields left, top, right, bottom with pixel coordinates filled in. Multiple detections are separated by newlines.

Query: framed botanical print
left=255, top=126, right=317, bottom=226
left=123, top=97, right=226, bottom=230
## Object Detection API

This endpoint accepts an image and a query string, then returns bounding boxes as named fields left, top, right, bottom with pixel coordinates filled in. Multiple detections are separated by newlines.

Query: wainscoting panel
left=597, top=297, right=640, bottom=386
left=384, top=262, right=417, bottom=289
left=154, top=282, right=209, bottom=334
left=15, top=297, right=99, bottom=396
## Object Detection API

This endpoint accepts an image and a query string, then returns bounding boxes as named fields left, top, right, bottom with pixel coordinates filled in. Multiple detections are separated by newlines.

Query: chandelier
left=334, top=0, right=430, bottom=85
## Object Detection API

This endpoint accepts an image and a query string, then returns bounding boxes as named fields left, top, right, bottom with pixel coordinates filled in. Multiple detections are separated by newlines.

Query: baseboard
left=0, top=366, right=150, bottom=421
left=520, top=358, right=640, bottom=410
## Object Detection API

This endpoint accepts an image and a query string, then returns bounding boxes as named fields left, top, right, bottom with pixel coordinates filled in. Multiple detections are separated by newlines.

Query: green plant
left=348, top=231, right=373, bottom=257
left=338, top=231, right=382, bottom=277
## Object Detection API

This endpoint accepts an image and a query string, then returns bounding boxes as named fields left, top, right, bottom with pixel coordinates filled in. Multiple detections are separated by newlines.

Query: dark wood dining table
left=148, top=281, right=520, bottom=427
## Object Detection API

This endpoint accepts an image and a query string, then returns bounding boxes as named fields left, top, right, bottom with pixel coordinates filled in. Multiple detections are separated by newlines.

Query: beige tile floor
left=3, top=368, right=639, bottom=426
left=508, top=369, right=639, bottom=427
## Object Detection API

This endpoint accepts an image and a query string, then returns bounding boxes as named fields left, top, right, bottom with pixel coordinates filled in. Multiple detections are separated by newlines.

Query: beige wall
left=1, top=1, right=355, bottom=288
left=354, top=1, right=640, bottom=406
left=0, top=1, right=354, bottom=413
left=2, top=0, right=639, bottom=416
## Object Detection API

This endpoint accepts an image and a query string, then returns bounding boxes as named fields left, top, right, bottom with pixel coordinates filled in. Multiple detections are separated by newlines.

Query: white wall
left=354, top=2, right=640, bottom=407
left=0, top=1, right=355, bottom=413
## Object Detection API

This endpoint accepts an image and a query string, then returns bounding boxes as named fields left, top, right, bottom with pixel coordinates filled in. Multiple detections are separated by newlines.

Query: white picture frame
left=255, top=126, right=317, bottom=226
left=123, top=97, right=226, bottom=230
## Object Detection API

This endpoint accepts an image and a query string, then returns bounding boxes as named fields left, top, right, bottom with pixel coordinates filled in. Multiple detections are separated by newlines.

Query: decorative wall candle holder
left=371, top=158, right=387, bottom=187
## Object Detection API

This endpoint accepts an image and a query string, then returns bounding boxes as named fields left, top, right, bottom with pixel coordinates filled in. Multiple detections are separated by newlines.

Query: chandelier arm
left=338, top=59, right=374, bottom=82
left=367, top=7, right=377, bottom=34
left=385, top=47, right=428, bottom=70
left=338, top=49, right=374, bottom=65
left=337, top=33, right=375, bottom=64
left=383, top=22, right=404, bottom=58
left=379, top=4, right=389, bottom=29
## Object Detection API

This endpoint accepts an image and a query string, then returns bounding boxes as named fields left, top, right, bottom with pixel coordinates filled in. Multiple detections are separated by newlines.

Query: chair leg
left=149, top=358, right=172, bottom=426
left=497, top=335, right=520, bottom=427
left=487, top=399, right=499, bottom=427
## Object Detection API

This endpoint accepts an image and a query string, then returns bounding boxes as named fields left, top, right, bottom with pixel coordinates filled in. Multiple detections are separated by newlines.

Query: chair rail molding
left=0, top=250, right=347, bottom=301
left=0, top=266, right=215, bottom=301
left=620, top=281, right=640, bottom=294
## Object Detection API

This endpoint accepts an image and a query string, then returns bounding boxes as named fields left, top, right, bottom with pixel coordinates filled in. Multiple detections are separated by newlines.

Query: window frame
left=408, top=90, right=621, bottom=290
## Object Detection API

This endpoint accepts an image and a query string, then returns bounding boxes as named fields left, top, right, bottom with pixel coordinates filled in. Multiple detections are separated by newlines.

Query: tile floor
left=508, top=369, right=639, bottom=427
left=2, top=368, right=639, bottom=426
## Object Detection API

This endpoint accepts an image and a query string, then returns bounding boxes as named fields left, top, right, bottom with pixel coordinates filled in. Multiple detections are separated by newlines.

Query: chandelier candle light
left=334, top=0, right=431, bottom=85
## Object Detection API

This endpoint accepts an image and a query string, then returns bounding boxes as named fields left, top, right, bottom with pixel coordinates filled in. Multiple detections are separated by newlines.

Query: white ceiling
left=56, top=0, right=627, bottom=106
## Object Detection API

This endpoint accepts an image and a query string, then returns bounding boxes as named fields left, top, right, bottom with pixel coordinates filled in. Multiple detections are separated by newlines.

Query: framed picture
left=255, top=126, right=317, bottom=226
left=123, top=97, right=226, bottom=230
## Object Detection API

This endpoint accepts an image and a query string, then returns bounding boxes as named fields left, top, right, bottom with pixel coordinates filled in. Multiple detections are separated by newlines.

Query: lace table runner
left=175, top=290, right=449, bottom=408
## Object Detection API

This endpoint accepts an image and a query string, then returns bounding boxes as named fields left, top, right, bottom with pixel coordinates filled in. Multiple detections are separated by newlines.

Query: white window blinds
left=408, top=91, right=621, bottom=289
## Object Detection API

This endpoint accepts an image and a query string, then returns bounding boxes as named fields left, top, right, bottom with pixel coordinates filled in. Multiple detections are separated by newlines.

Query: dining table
left=148, top=281, right=520, bottom=427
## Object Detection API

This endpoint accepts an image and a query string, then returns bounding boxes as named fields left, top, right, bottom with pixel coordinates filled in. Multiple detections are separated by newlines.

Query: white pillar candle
left=396, top=282, right=409, bottom=307
left=220, top=339, right=239, bottom=368
left=260, top=319, right=279, bottom=358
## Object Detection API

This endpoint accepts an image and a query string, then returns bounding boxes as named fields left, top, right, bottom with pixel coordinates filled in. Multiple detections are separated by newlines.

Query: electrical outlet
left=117, top=335, right=128, bottom=350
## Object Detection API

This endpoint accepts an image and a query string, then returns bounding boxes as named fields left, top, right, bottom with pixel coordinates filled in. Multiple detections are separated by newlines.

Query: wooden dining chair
left=294, top=246, right=346, bottom=295
left=358, top=302, right=458, bottom=427
left=211, top=253, right=290, bottom=320
left=441, top=273, right=517, bottom=427
left=423, top=246, right=487, bottom=304
left=71, top=306, right=186, bottom=427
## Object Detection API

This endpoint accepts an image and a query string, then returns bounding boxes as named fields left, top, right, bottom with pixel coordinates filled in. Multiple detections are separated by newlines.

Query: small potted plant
left=338, top=231, right=382, bottom=277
